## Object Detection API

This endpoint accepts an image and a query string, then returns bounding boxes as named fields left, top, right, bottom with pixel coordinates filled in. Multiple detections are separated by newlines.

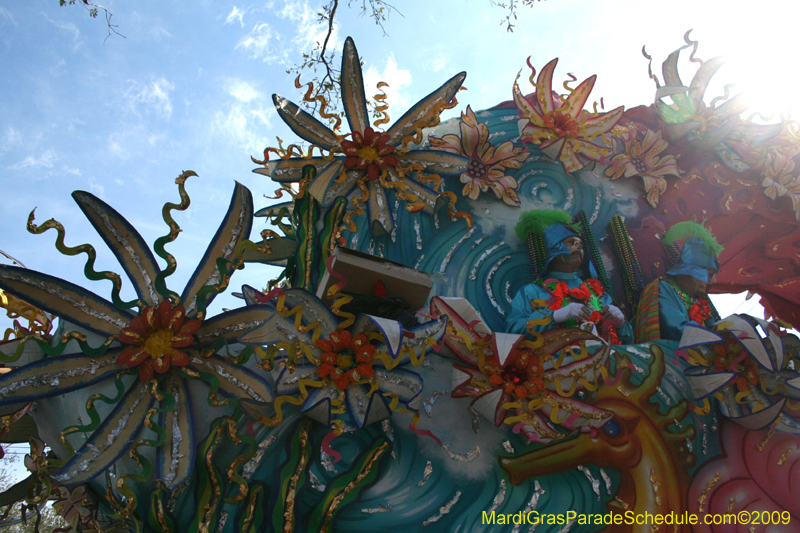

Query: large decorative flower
left=254, top=37, right=470, bottom=236
left=513, top=58, right=623, bottom=174
left=761, top=147, right=800, bottom=221
left=679, top=314, right=800, bottom=433
left=53, top=485, right=93, bottom=530
left=605, top=126, right=681, bottom=207
left=316, top=329, right=376, bottom=390
left=429, top=105, right=528, bottom=206
left=117, top=299, right=201, bottom=381
left=0, top=178, right=273, bottom=491
left=341, top=127, right=399, bottom=181
left=430, top=297, right=612, bottom=444
left=237, top=286, right=445, bottom=429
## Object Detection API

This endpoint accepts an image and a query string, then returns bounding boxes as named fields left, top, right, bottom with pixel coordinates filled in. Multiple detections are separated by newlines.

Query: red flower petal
left=153, top=355, right=170, bottom=374
left=125, top=315, right=153, bottom=338
left=168, top=306, right=186, bottom=333
left=355, top=349, right=374, bottom=363
left=334, top=330, right=352, bottom=352
left=318, top=363, right=334, bottom=378
left=118, top=345, right=144, bottom=366
left=335, top=375, right=350, bottom=390
left=362, top=127, right=375, bottom=144
left=143, top=306, right=158, bottom=331
left=118, top=328, right=145, bottom=346
left=156, top=299, right=172, bottom=330
left=344, top=157, right=359, bottom=169
left=367, top=164, right=379, bottom=181
left=126, top=348, right=149, bottom=367
left=170, top=350, right=190, bottom=367
left=138, top=359, right=154, bottom=382
left=171, top=334, right=194, bottom=348
left=315, top=338, right=334, bottom=353
left=356, top=363, right=373, bottom=378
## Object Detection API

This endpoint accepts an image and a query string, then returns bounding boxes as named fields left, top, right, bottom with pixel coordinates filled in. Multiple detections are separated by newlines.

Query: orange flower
left=315, top=330, right=376, bottom=390
left=513, top=58, right=623, bottom=173
left=341, top=127, right=399, bottom=181
left=605, top=127, right=681, bottom=207
left=485, top=350, right=545, bottom=401
left=117, top=299, right=201, bottom=382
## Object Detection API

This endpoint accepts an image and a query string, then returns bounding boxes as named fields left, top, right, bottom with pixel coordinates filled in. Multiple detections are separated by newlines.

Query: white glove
left=601, top=305, right=626, bottom=328
left=553, top=302, right=591, bottom=324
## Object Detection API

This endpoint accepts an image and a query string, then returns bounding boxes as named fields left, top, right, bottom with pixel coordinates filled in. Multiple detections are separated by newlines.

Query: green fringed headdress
left=663, top=221, right=723, bottom=282
left=514, top=210, right=573, bottom=243
left=663, top=221, right=724, bottom=257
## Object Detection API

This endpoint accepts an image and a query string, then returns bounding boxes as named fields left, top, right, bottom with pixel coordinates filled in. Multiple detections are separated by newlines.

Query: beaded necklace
left=664, top=278, right=712, bottom=324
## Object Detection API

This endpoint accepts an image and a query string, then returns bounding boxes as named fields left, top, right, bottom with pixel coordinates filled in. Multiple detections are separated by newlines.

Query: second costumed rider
left=506, top=210, right=633, bottom=344
left=635, top=221, right=722, bottom=342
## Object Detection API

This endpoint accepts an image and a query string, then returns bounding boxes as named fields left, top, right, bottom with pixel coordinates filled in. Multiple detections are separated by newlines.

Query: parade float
left=1, top=32, right=800, bottom=532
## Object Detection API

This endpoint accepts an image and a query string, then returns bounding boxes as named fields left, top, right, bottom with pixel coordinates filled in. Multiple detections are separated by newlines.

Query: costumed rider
left=506, top=210, right=633, bottom=345
left=635, top=221, right=722, bottom=342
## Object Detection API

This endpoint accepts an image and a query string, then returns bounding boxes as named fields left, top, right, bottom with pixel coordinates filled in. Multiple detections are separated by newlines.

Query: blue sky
left=0, top=0, right=794, bottom=320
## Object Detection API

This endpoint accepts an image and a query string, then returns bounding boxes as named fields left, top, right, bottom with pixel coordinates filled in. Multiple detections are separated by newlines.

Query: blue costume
left=506, top=271, right=634, bottom=343
left=635, top=235, right=721, bottom=342
left=506, top=221, right=633, bottom=343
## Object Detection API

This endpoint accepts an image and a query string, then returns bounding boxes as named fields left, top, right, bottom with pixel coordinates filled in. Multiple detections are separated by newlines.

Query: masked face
left=549, top=236, right=584, bottom=273
left=673, top=269, right=716, bottom=298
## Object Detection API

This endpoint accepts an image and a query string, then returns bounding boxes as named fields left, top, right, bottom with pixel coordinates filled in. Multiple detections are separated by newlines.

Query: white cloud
left=431, top=57, right=447, bottom=73
left=124, top=78, right=175, bottom=120
left=0, top=7, right=16, bottom=26
left=226, top=79, right=262, bottom=103
left=211, top=82, right=274, bottom=155
left=2, top=127, right=22, bottom=149
left=63, top=166, right=82, bottom=176
left=236, top=23, right=284, bottom=63
left=147, top=132, right=167, bottom=146
left=8, top=149, right=57, bottom=170
left=364, top=55, right=412, bottom=117
left=108, top=135, right=130, bottom=160
left=235, top=1, right=338, bottom=66
left=151, top=26, right=173, bottom=40
left=47, top=17, right=82, bottom=51
left=225, top=6, right=245, bottom=27
left=88, top=177, right=105, bottom=198
left=279, top=0, right=338, bottom=53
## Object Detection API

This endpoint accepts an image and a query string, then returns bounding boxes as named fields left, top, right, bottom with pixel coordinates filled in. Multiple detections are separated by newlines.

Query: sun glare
left=694, top=5, right=800, bottom=121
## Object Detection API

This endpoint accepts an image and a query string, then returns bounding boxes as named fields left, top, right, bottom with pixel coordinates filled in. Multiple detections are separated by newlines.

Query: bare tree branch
left=59, top=0, right=125, bottom=42
left=284, top=0, right=405, bottom=125
left=286, top=0, right=547, bottom=125
left=489, top=0, right=546, bottom=32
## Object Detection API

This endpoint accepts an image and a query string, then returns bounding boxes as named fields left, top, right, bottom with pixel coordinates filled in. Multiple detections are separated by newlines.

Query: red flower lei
left=542, top=278, right=621, bottom=344
left=544, top=278, right=605, bottom=310
left=688, top=298, right=712, bottom=324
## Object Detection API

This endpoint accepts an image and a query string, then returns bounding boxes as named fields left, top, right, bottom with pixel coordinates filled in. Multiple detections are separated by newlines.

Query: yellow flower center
left=357, top=145, right=380, bottom=162
left=144, top=329, right=173, bottom=359
left=335, top=352, right=354, bottom=370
